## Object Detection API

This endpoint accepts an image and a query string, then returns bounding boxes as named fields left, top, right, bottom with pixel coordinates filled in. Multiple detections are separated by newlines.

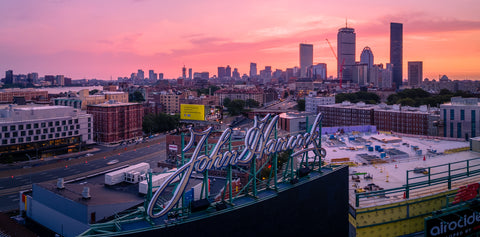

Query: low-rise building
left=440, top=97, right=480, bottom=140
left=318, top=102, right=438, bottom=136
left=87, top=101, right=143, bottom=143
left=0, top=104, right=93, bottom=159
left=305, top=95, right=335, bottom=113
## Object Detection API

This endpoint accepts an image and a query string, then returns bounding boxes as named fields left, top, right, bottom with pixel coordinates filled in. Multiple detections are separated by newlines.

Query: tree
left=246, top=99, right=260, bottom=108
left=129, top=91, right=145, bottom=103
left=223, top=97, right=231, bottom=107
left=142, top=113, right=179, bottom=134
left=89, top=89, right=99, bottom=95
left=227, top=99, right=245, bottom=115
left=297, top=99, right=305, bottom=111
left=397, top=98, right=416, bottom=106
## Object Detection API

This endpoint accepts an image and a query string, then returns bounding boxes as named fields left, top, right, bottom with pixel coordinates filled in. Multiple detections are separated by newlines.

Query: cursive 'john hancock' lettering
left=147, top=113, right=324, bottom=218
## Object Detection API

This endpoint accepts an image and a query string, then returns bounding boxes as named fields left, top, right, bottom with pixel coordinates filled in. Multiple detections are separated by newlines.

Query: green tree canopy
left=129, top=91, right=145, bottom=103
left=89, top=89, right=99, bottom=95
left=246, top=99, right=260, bottom=108
left=142, top=113, right=179, bottom=134
left=297, top=99, right=305, bottom=111
left=336, top=92, right=380, bottom=104
left=227, top=99, right=245, bottom=115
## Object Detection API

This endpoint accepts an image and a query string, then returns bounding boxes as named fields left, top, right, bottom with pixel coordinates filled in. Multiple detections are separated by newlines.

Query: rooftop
left=320, top=132, right=480, bottom=208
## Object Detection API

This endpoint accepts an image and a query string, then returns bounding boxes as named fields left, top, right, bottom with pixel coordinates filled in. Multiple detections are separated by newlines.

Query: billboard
left=180, top=104, right=205, bottom=121
left=425, top=203, right=480, bottom=237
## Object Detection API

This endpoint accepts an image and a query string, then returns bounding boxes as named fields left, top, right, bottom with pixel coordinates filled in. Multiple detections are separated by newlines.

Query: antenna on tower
left=345, top=18, right=348, bottom=28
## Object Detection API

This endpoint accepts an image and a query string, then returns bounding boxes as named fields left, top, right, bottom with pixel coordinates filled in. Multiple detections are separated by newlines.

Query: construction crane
left=326, top=38, right=345, bottom=89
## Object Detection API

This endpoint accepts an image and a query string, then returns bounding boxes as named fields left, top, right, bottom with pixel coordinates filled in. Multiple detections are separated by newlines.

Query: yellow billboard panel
left=180, top=104, right=205, bottom=121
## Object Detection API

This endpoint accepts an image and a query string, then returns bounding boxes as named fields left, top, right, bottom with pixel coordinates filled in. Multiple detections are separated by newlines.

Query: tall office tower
left=182, top=66, right=187, bottom=79
left=149, top=70, right=155, bottom=80
left=390, top=22, right=403, bottom=89
left=226, top=65, right=231, bottom=78
left=250, top=63, right=257, bottom=78
left=158, top=73, right=164, bottom=80
left=232, top=68, right=240, bottom=79
left=360, top=46, right=374, bottom=68
left=188, top=68, right=192, bottom=79
left=408, top=61, right=423, bottom=87
left=299, top=43, right=313, bottom=77
left=5, top=70, right=13, bottom=84
left=137, top=69, right=144, bottom=80
left=56, top=75, right=65, bottom=86
left=337, top=27, right=356, bottom=82
left=217, top=67, right=226, bottom=79
left=27, top=72, right=38, bottom=84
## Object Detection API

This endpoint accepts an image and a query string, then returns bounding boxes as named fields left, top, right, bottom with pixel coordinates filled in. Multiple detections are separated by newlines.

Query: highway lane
left=0, top=138, right=167, bottom=212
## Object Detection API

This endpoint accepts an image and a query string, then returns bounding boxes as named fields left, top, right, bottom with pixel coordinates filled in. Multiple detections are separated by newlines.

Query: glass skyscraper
left=390, top=22, right=403, bottom=89
left=337, top=27, right=356, bottom=82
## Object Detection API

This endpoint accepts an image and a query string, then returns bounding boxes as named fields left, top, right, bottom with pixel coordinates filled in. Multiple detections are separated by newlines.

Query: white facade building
left=0, top=105, right=93, bottom=157
left=305, top=96, right=335, bottom=113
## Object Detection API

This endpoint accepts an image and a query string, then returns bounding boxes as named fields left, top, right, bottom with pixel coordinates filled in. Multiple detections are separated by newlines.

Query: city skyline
left=0, top=0, right=479, bottom=80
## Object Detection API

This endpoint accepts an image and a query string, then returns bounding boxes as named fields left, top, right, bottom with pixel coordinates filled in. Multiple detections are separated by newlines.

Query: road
left=0, top=135, right=167, bottom=212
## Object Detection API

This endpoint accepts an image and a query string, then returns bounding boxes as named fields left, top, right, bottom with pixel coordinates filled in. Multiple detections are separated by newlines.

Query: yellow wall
left=351, top=190, right=457, bottom=237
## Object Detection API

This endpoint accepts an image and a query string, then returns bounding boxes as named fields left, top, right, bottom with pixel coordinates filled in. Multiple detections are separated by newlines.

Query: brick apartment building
left=317, top=102, right=437, bottom=136
left=87, top=101, right=144, bottom=143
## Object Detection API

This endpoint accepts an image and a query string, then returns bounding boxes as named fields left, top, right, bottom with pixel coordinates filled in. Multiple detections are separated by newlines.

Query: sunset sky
left=1, top=0, right=479, bottom=81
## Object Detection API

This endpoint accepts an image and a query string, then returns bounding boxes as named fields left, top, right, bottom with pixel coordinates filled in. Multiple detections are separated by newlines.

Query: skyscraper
left=390, top=22, right=403, bottom=89
left=182, top=66, right=187, bottom=79
left=299, top=43, right=313, bottom=77
left=218, top=67, right=226, bottom=79
left=408, top=61, right=423, bottom=87
left=5, top=70, right=13, bottom=84
left=250, top=63, right=257, bottom=78
left=360, top=46, right=374, bottom=68
left=226, top=65, right=231, bottom=78
left=337, top=27, right=356, bottom=82
left=188, top=68, right=192, bottom=79
left=137, top=69, right=144, bottom=80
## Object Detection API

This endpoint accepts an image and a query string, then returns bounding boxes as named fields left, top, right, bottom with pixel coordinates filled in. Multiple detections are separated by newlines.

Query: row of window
left=0, top=125, right=89, bottom=138
left=1, top=131, right=81, bottom=145
left=1, top=119, right=85, bottom=132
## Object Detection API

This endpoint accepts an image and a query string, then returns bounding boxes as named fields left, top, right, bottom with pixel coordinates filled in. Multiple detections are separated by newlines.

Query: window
left=62, top=132, right=66, bottom=137
left=41, top=135, right=46, bottom=140
left=55, top=121, right=60, bottom=126
left=75, top=119, right=78, bottom=123
left=12, top=132, right=17, bottom=137
left=34, top=123, right=39, bottom=128
left=34, top=136, right=39, bottom=140
left=55, top=133, right=59, bottom=138
left=28, top=131, right=33, bottom=135
left=457, top=123, right=462, bottom=138
left=10, top=125, right=15, bottom=130
left=19, top=125, right=24, bottom=130
left=473, top=110, right=476, bottom=138
left=50, top=128, right=55, bottom=132
left=27, top=124, right=31, bottom=129
left=62, top=120, right=66, bottom=125
left=26, top=137, right=31, bottom=142
left=48, top=134, right=53, bottom=139
left=450, top=122, right=454, bottom=137
left=21, top=131, right=25, bottom=136
left=450, top=109, right=454, bottom=120
left=68, top=131, right=72, bottom=136
left=2, top=126, right=7, bottom=132
left=18, top=137, right=23, bottom=143
left=43, top=129, right=48, bottom=133
left=10, top=138, right=15, bottom=143
left=76, top=125, right=80, bottom=129
left=461, top=110, right=465, bottom=120
left=36, top=129, right=41, bottom=134
left=64, top=126, right=68, bottom=131
left=49, top=122, right=53, bottom=127
left=57, top=127, right=61, bottom=132
left=69, top=120, right=72, bottom=124
left=70, top=125, right=74, bottom=130
left=4, top=133, right=9, bottom=138
left=2, top=139, right=6, bottom=144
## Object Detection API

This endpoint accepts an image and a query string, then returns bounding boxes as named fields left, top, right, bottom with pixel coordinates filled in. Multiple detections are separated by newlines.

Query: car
left=107, top=159, right=119, bottom=165
left=85, top=153, right=93, bottom=157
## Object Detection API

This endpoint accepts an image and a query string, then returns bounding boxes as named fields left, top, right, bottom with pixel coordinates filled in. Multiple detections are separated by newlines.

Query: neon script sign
left=147, top=113, right=324, bottom=218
